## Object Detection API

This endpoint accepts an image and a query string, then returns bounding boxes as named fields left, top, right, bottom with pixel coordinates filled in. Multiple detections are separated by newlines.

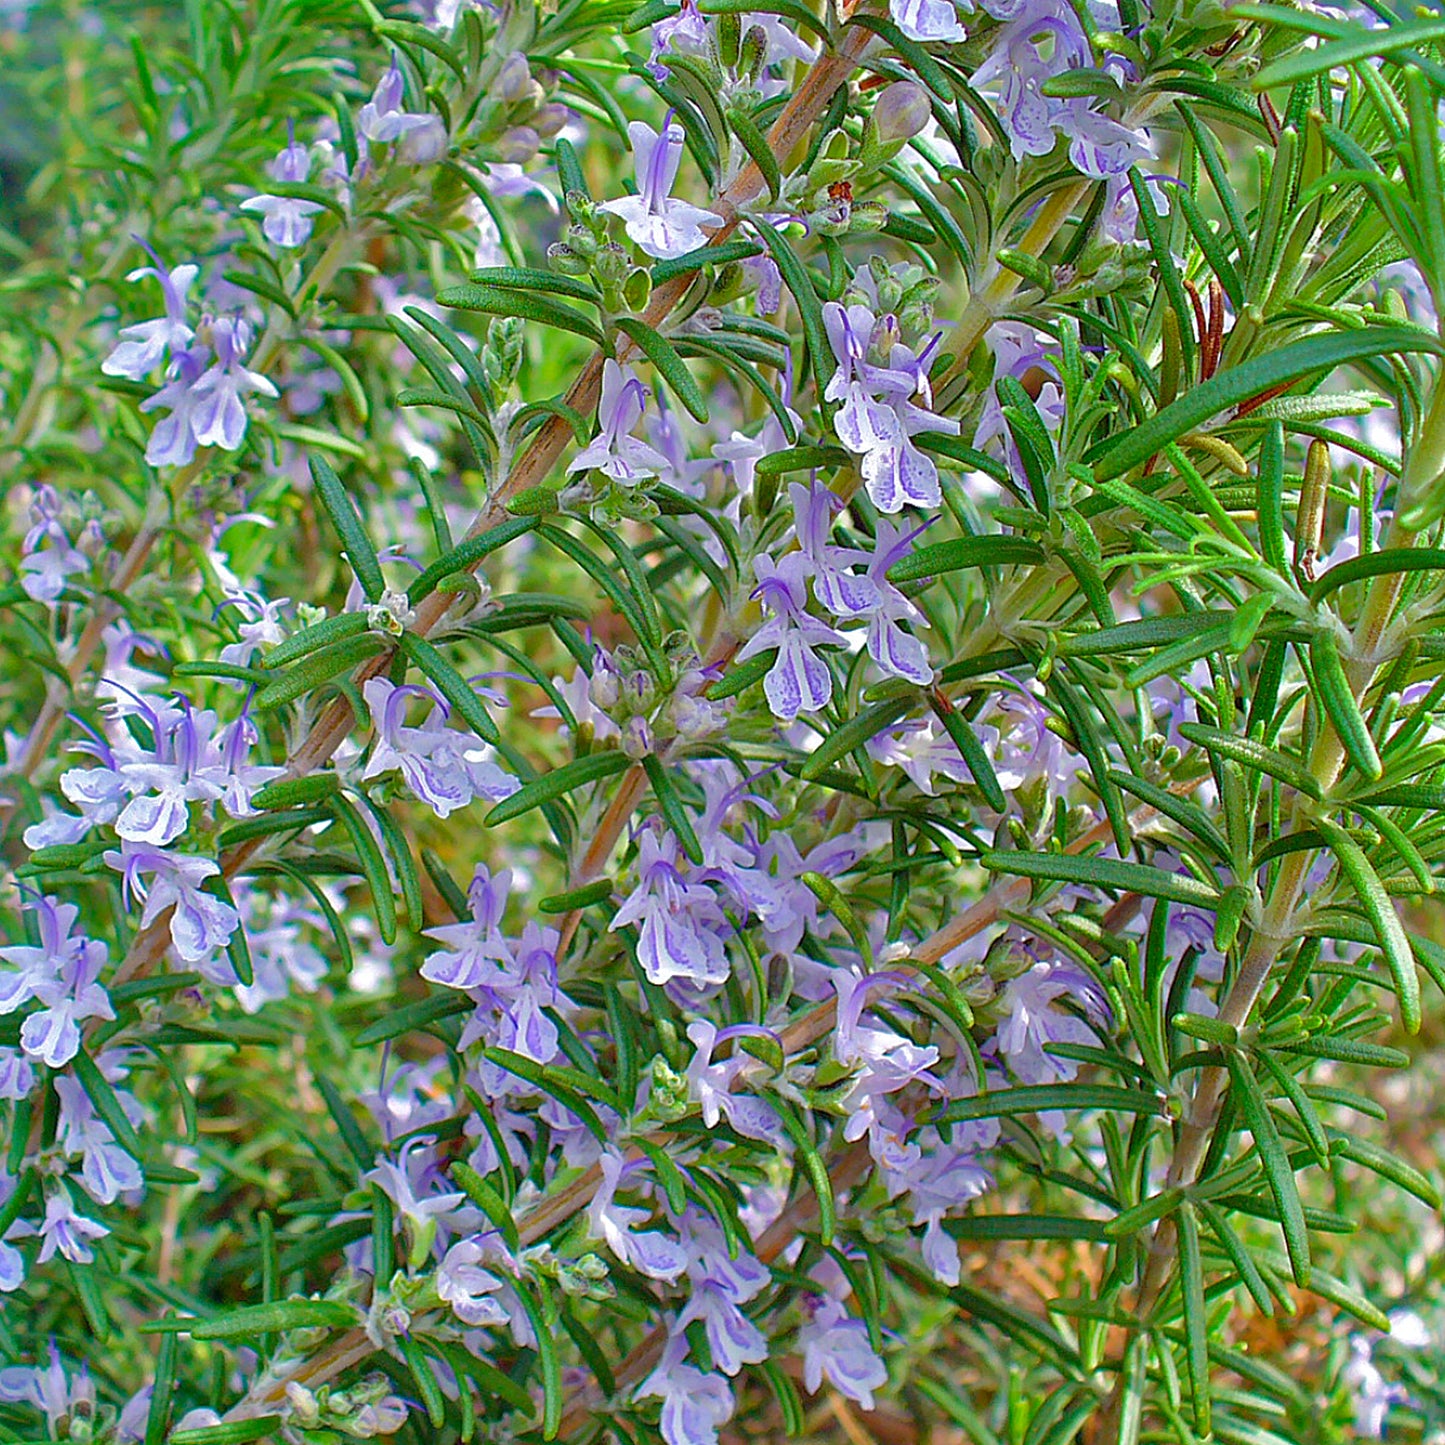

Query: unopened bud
left=496, top=126, right=540, bottom=164
left=533, top=103, right=570, bottom=138
left=496, top=51, right=534, bottom=104
left=621, top=714, right=652, bottom=759
left=848, top=200, right=887, bottom=233
left=873, top=80, right=931, bottom=145
left=594, top=242, right=628, bottom=285
left=285, top=1384, right=322, bottom=1429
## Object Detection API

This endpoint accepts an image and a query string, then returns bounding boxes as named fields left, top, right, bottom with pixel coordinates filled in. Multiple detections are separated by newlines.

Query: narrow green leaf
left=469, top=265, right=601, bottom=305
left=1310, top=629, right=1381, bottom=780
left=1197, top=1198, right=1274, bottom=1314
left=72, top=1047, right=143, bottom=1160
left=353, top=993, right=470, bottom=1047
left=252, top=635, right=387, bottom=713
left=1314, top=816, right=1420, bottom=1032
left=887, top=535, right=1044, bottom=583
left=934, top=1083, right=1162, bottom=1125
left=1331, top=1132, right=1440, bottom=1208
left=981, top=850, right=1219, bottom=907
left=1092, top=328, right=1440, bottom=482
left=753, top=217, right=831, bottom=399
left=1177, top=722, right=1322, bottom=800
left=259, top=611, right=370, bottom=669
left=615, top=316, right=710, bottom=423
left=1176, top=1204, right=1212, bottom=1435
left=407, top=516, right=538, bottom=605
left=1226, top=1052, right=1311, bottom=1286
left=169, top=1420, right=284, bottom=1445
left=726, top=104, right=782, bottom=202
left=311, top=456, right=385, bottom=601
left=485, top=749, right=632, bottom=825
left=642, top=753, right=704, bottom=865
left=144, top=1324, right=178, bottom=1445
left=399, top=632, right=500, bottom=745
left=402, top=1334, right=446, bottom=1428
left=439, top=282, right=604, bottom=343
left=188, top=1298, right=358, bottom=1339
left=330, top=793, right=398, bottom=946
left=1310, top=545, right=1445, bottom=603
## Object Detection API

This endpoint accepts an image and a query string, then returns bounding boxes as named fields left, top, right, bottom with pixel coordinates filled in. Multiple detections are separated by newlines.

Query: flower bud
left=621, top=714, right=652, bottom=759
left=533, top=103, right=570, bottom=138
left=286, top=1384, right=322, bottom=1429
left=739, top=24, right=768, bottom=84
left=496, top=52, right=534, bottom=104
left=565, top=223, right=599, bottom=260
left=588, top=664, right=621, bottom=713
left=496, top=126, right=540, bottom=164
left=594, top=242, right=629, bottom=285
left=351, top=1398, right=408, bottom=1438
left=873, top=81, right=931, bottom=145
left=848, top=200, right=888, bottom=233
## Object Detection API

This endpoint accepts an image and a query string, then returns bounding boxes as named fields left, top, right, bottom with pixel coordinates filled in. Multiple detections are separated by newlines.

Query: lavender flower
left=241, top=131, right=324, bottom=249
left=190, top=317, right=278, bottom=451
left=890, top=0, right=969, bottom=42
left=610, top=829, right=731, bottom=989
left=105, top=840, right=241, bottom=968
left=35, top=1191, right=110, bottom=1264
left=735, top=553, right=845, bottom=721
left=359, top=58, right=447, bottom=163
left=567, top=360, right=670, bottom=483
left=101, top=250, right=198, bottom=381
left=599, top=120, right=723, bottom=260
left=684, top=1020, right=786, bottom=1144
left=798, top=1295, right=889, bottom=1408
left=637, top=1335, right=735, bottom=1445
left=822, top=302, right=957, bottom=513
left=19, top=487, right=87, bottom=604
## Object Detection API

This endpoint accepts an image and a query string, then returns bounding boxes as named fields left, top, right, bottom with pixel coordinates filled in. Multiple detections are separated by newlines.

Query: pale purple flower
left=567, top=360, right=670, bottom=483
left=422, top=864, right=514, bottom=991
left=857, top=518, right=933, bottom=684
left=102, top=251, right=198, bottom=381
left=19, top=488, right=87, bottom=604
left=649, top=0, right=710, bottom=77
left=190, top=317, right=278, bottom=451
left=866, top=719, right=972, bottom=795
left=610, top=829, right=730, bottom=989
left=890, top=0, right=968, bottom=42
left=54, top=1075, right=143, bottom=1204
left=0, top=1342, right=95, bottom=1427
left=993, top=959, right=1106, bottom=1086
left=684, top=1020, right=786, bottom=1145
left=35, top=1191, right=110, bottom=1264
left=798, top=1296, right=889, bottom=1409
left=140, top=347, right=208, bottom=468
left=1343, top=1338, right=1408, bottom=1438
left=363, top=677, right=516, bottom=818
left=367, top=1136, right=467, bottom=1258
left=436, top=1234, right=511, bottom=1326
left=19, top=942, right=114, bottom=1069
left=735, top=553, right=845, bottom=721
left=600, top=120, right=723, bottom=259
left=637, top=1335, right=735, bottom=1445
left=359, top=58, right=447, bottom=162
left=790, top=481, right=879, bottom=617
left=0, top=1048, right=34, bottom=1100
left=677, top=1281, right=769, bottom=1374
left=115, top=703, right=231, bottom=847
left=822, top=302, right=957, bottom=513
left=105, top=840, right=241, bottom=965
left=588, top=1150, right=688, bottom=1282
left=241, top=132, right=324, bottom=248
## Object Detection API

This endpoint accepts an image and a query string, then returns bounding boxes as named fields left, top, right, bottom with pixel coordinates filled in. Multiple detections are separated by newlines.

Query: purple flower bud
left=873, top=81, right=932, bottom=145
